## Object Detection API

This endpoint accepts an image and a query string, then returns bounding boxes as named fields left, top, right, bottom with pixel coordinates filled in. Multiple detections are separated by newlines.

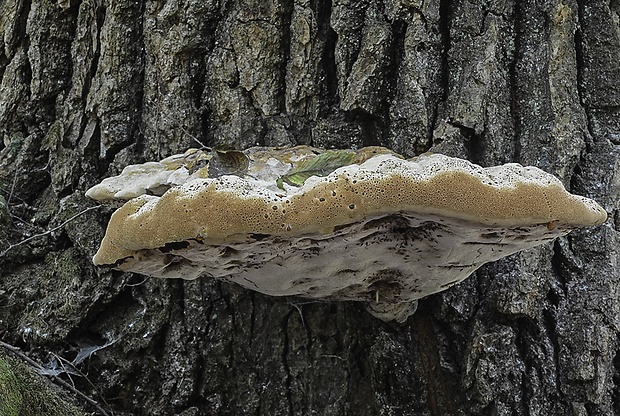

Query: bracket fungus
left=87, top=146, right=607, bottom=322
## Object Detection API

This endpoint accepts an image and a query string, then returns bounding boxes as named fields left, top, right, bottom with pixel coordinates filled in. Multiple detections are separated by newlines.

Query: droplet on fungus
left=87, top=146, right=607, bottom=323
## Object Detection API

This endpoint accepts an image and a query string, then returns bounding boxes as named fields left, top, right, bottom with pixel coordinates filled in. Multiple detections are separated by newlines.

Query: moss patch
left=0, top=352, right=86, bottom=416
left=0, top=354, right=21, bottom=416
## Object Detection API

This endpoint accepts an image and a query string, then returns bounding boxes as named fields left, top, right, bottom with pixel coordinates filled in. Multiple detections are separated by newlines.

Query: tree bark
left=1, top=0, right=619, bottom=415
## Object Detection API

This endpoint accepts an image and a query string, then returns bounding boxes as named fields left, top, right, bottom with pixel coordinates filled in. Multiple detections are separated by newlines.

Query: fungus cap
left=87, top=147, right=607, bottom=322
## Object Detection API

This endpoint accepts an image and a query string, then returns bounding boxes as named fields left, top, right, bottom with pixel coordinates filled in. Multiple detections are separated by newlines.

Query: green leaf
left=277, top=150, right=357, bottom=189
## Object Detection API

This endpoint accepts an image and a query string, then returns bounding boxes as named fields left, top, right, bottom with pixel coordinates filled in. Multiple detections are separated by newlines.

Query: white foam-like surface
left=86, top=161, right=190, bottom=201
left=161, top=153, right=565, bottom=206
left=86, top=150, right=560, bottom=203
left=86, top=147, right=321, bottom=201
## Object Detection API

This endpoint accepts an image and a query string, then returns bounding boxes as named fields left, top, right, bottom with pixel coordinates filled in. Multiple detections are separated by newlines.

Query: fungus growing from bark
left=87, top=146, right=607, bottom=322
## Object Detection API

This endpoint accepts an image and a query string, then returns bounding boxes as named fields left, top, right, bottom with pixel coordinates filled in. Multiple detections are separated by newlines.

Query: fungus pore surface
left=87, top=146, right=607, bottom=322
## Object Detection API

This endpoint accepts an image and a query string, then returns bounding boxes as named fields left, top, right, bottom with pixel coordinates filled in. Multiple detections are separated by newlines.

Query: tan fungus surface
left=87, top=147, right=607, bottom=322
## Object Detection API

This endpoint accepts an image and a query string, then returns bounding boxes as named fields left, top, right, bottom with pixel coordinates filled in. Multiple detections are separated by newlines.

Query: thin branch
left=7, top=168, right=19, bottom=205
left=318, top=354, right=345, bottom=361
left=290, top=302, right=307, bottom=330
left=0, top=205, right=102, bottom=258
left=124, top=276, right=150, bottom=287
left=181, top=127, right=211, bottom=150
left=0, top=184, right=26, bottom=204
left=8, top=212, right=41, bottom=231
left=0, top=340, right=43, bottom=368
left=51, top=351, right=77, bottom=389
left=53, top=351, right=113, bottom=410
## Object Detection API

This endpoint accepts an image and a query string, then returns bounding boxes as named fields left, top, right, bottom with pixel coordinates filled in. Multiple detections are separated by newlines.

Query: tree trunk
left=1, top=0, right=619, bottom=415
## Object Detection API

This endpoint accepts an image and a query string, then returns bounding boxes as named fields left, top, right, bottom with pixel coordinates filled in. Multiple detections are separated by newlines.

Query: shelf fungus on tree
left=86, top=146, right=607, bottom=322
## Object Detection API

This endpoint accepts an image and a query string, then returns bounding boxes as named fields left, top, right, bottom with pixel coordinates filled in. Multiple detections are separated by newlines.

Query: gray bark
left=0, top=0, right=619, bottom=415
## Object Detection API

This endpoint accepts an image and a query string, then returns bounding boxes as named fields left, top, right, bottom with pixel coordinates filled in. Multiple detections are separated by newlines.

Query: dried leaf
left=207, top=150, right=249, bottom=178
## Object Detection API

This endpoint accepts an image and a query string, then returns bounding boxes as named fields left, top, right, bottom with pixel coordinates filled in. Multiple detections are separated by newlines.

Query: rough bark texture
left=0, top=0, right=619, bottom=415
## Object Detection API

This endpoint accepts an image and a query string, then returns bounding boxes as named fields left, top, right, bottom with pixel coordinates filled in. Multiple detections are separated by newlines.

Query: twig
left=124, top=276, right=150, bottom=287
left=53, top=352, right=113, bottom=410
left=7, top=167, right=19, bottom=205
left=51, top=351, right=77, bottom=389
left=318, top=354, right=345, bottom=361
left=181, top=127, right=211, bottom=150
left=290, top=302, right=307, bottom=330
left=8, top=212, right=40, bottom=231
left=0, top=340, right=42, bottom=368
left=0, top=184, right=25, bottom=204
left=0, top=205, right=102, bottom=258
left=0, top=340, right=113, bottom=416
